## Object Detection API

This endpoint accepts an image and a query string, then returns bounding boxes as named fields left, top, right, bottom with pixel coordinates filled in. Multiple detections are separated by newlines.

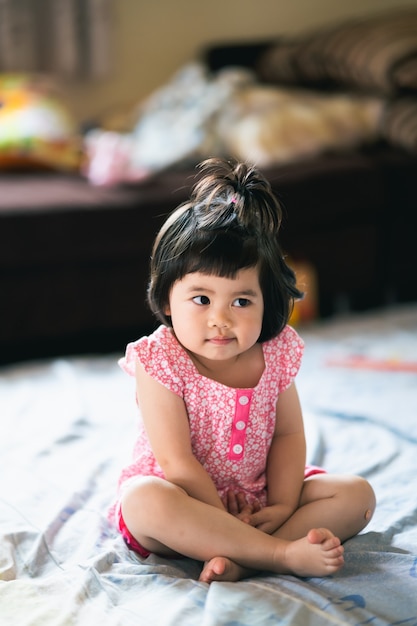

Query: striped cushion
left=258, top=8, right=417, bottom=95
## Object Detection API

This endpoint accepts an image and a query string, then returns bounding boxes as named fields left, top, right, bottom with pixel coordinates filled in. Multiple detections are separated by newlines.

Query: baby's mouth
left=208, top=336, right=234, bottom=345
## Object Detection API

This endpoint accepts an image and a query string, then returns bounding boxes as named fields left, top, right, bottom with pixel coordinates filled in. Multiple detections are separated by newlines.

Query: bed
left=1, top=304, right=417, bottom=625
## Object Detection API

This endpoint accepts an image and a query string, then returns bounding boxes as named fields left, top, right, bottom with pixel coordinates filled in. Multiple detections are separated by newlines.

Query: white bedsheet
left=1, top=305, right=417, bottom=625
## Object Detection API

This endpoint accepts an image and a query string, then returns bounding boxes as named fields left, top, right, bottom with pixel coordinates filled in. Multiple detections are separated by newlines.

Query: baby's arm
left=249, top=383, right=307, bottom=533
left=135, top=360, right=225, bottom=511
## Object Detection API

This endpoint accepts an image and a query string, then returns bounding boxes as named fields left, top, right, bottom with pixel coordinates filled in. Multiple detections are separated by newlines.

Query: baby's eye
left=192, top=295, right=210, bottom=305
left=233, top=298, right=251, bottom=307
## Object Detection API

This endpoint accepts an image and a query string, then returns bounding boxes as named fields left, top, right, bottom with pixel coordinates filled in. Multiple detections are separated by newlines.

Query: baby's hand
left=225, top=490, right=261, bottom=523
left=247, top=504, right=294, bottom=534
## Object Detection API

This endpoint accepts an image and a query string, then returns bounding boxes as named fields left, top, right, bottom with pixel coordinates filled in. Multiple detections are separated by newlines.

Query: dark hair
left=147, top=158, right=303, bottom=342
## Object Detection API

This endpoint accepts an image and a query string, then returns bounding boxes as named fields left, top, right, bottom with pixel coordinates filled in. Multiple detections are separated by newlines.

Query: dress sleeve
left=274, top=326, right=304, bottom=392
left=118, top=327, right=184, bottom=396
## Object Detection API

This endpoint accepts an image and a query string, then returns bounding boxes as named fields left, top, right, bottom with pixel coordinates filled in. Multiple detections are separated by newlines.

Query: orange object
left=289, top=260, right=318, bottom=325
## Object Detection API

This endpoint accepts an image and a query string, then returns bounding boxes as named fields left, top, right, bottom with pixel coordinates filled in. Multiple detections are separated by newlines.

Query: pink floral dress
left=115, top=324, right=304, bottom=509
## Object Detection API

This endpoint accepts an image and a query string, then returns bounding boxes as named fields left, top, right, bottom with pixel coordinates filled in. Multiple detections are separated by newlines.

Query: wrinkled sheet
left=1, top=305, right=417, bottom=625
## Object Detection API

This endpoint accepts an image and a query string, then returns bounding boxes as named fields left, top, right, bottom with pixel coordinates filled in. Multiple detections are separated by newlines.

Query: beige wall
left=63, top=0, right=416, bottom=123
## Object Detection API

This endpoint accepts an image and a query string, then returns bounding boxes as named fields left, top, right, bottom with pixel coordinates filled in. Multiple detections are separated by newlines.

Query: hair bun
left=192, top=158, right=282, bottom=235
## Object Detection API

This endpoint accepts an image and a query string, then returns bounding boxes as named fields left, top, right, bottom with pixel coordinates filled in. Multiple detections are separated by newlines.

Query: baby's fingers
left=226, top=490, right=239, bottom=515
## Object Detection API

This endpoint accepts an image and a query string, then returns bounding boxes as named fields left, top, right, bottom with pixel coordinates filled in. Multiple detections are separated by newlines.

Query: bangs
left=181, top=231, right=259, bottom=278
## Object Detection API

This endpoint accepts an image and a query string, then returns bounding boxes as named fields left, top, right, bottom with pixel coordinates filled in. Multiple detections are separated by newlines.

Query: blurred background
left=1, top=0, right=417, bottom=364
left=0, top=0, right=411, bottom=122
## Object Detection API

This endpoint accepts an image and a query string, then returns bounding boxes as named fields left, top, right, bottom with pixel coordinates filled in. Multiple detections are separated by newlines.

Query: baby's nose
left=209, top=307, right=231, bottom=329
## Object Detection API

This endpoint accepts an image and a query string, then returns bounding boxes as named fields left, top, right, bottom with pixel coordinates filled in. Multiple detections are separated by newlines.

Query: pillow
left=216, top=85, right=383, bottom=167
left=0, top=74, right=82, bottom=171
left=84, top=63, right=254, bottom=185
left=257, top=8, right=417, bottom=95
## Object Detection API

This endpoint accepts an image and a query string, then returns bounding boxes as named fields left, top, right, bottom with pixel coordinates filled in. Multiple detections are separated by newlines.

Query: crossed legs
left=200, top=474, right=375, bottom=582
left=120, top=473, right=375, bottom=583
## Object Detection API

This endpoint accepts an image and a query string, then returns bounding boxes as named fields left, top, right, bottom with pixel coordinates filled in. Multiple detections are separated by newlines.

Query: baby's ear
left=164, top=305, right=171, bottom=316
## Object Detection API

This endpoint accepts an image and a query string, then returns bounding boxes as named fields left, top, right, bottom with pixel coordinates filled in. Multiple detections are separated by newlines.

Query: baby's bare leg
left=275, top=474, right=376, bottom=542
left=120, top=476, right=344, bottom=581
left=201, top=474, right=374, bottom=583
left=199, top=529, right=343, bottom=583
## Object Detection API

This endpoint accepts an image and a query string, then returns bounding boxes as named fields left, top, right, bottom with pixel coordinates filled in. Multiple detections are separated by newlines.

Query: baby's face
left=165, top=267, right=264, bottom=368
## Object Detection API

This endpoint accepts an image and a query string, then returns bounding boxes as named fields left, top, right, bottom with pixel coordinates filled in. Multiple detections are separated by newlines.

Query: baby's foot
left=283, top=528, right=344, bottom=578
left=199, top=557, right=251, bottom=583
